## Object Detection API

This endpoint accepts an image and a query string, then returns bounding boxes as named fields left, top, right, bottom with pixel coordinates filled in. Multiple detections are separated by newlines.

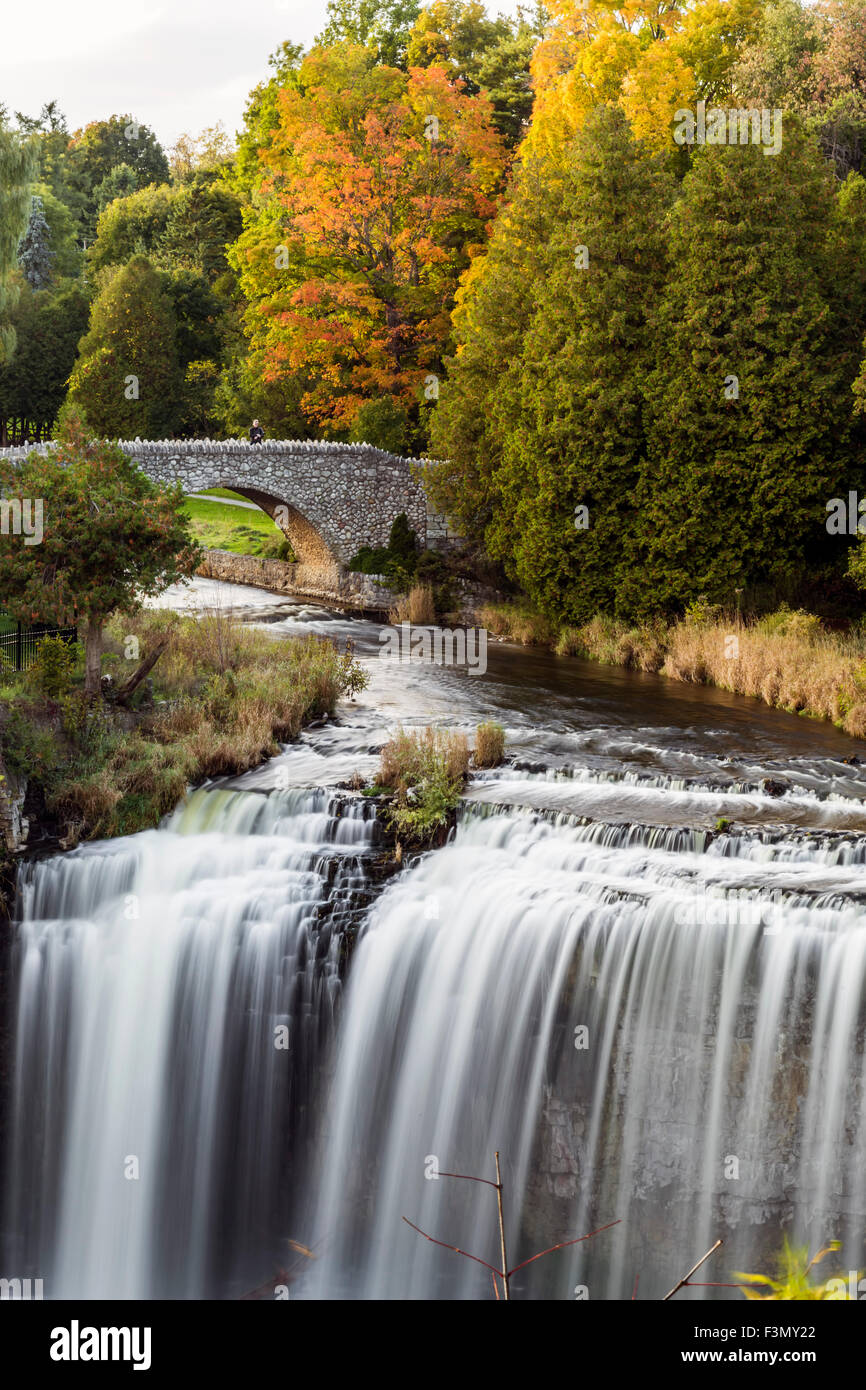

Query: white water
left=304, top=807, right=866, bottom=1299
left=5, top=581, right=866, bottom=1299
left=4, top=788, right=377, bottom=1299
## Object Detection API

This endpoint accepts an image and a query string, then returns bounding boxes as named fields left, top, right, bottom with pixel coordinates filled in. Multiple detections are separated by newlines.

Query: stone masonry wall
left=197, top=549, right=402, bottom=611
left=0, top=438, right=458, bottom=571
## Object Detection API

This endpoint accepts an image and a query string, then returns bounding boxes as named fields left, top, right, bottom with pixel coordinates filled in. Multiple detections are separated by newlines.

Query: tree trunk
left=115, top=638, right=168, bottom=705
left=83, top=619, right=103, bottom=698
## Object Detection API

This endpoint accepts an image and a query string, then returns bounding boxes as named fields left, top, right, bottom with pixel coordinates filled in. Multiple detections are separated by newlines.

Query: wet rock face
left=0, top=755, right=27, bottom=855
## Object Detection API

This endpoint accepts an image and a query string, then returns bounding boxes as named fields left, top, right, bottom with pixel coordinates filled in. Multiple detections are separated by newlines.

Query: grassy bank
left=183, top=495, right=295, bottom=559
left=480, top=601, right=866, bottom=739
left=0, top=609, right=366, bottom=845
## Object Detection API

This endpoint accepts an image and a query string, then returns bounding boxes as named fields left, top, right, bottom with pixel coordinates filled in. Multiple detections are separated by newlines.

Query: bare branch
left=437, top=1170, right=500, bottom=1190
left=401, top=1216, right=502, bottom=1276
left=663, top=1239, right=724, bottom=1301
left=507, top=1219, right=622, bottom=1277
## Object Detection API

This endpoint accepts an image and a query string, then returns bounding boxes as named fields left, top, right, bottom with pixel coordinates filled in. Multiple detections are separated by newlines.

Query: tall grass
left=663, top=618, right=866, bottom=734
left=479, top=601, right=558, bottom=647
left=388, top=585, right=436, bottom=625
left=479, top=600, right=866, bottom=738
left=474, top=720, right=505, bottom=768
left=376, top=725, right=470, bottom=844
left=2, top=609, right=367, bottom=844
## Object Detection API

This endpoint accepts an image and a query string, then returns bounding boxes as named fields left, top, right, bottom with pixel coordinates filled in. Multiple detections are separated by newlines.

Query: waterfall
left=5, top=775, right=866, bottom=1300
left=304, top=809, right=866, bottom=1299
left=2, top=787, right=379, bottom=1300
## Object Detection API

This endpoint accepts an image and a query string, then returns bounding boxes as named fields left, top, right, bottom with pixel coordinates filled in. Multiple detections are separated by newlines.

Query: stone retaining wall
left=196, top=549, right=401, bottom=611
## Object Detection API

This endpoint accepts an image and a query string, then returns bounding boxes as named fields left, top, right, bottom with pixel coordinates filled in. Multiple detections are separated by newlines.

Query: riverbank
left=0, top=609, right=367, bottom=853
left=480, top=602, right=866, bottom=740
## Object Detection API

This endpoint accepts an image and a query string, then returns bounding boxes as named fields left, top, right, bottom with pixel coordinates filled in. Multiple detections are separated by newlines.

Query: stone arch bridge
left=0, top=438, right=455, bottom=607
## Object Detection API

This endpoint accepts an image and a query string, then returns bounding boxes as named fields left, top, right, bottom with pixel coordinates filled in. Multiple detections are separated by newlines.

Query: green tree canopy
left=0, top=406, right=200, bottom=694
left=88, top=183, right=175, bottom=272
left=497, top=106, right=675, bottom=620
left=622, top=119, right=864, bottom=617
left=68, top=256, right=181, bottom=437
left=0, top=128, right=37, bottom=362
left=0, top=280, right=90, bottom=442
left=318, top=0, right=422, bottom=65
left=66, top=115, right=170, bottom=240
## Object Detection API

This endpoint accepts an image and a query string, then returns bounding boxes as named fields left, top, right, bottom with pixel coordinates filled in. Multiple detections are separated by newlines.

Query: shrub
left=257, top=532, right=296, bottom=561
left=735, top=1239, right=856, bottom=1301
left=348, top=513, right=419, bottom=589
left=683, top=595, right=724, bottom=627
left=2, top=612, right=367, bottom=843
left=378, top=726, right=470, bottom=843
left=27, top=634, right=80, bottom=699
left=756, top=605, right=823, bottom=642
left=474, top=720, right=505, bottom=768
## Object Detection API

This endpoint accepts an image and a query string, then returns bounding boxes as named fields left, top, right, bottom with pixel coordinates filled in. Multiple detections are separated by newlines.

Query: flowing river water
left=4, top=577, right=866, bottom=1300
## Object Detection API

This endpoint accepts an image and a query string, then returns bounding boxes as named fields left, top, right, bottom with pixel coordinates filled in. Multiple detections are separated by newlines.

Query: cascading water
left=5, top=581, right=866, bottom=1301
left=2, top=785, right=379, bottom=1299
left=303, top=806, right=866, bottom=1299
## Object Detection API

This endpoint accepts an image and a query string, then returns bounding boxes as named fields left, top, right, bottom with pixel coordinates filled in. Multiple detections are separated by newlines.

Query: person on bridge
left=249, top=420, right=265, bottom=445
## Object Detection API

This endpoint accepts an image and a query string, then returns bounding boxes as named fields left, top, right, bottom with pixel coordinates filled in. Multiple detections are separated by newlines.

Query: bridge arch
left=210, top=483, right=338, bottom=575
left=0, top=438, right=457, bottom=591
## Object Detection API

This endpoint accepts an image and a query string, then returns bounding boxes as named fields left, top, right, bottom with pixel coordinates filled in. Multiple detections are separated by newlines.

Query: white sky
left=2, top=0, right=522, bottom=153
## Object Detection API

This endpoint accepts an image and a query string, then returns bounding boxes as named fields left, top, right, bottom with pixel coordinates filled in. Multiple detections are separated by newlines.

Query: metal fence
left=0, top=623, right=78, bottom=672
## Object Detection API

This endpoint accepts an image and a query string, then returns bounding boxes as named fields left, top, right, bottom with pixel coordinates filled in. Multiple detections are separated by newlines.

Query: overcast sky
left=2, top=0, right=521, bottom=153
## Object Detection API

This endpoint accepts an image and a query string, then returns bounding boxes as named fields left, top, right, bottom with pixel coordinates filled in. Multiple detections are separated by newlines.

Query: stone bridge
left=0, top=437, right=455, bottom=606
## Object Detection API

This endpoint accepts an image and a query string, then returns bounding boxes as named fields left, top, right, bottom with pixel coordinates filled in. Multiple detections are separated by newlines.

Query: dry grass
left=474, top=720, right=505, bottom=768
left=662, top=619, right=866, bottom=733
left=388, top=585, right=436, bottom=625
left=6, top=610, right=366, bottom=843
left=379, top=725, right=470, bottom=790
left=479, top=602, right=558, bottom=646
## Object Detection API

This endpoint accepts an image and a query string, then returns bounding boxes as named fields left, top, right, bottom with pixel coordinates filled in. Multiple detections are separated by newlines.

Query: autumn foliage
left=231, top=44, right=506, bottom=451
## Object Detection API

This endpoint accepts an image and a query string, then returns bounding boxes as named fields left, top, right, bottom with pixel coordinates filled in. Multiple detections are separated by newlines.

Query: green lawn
left=194, top=487, right=250, bottom=502
left=183, top=497, right=295, bottom=559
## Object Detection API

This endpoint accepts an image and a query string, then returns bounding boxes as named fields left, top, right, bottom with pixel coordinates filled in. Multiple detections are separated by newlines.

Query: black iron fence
left=0, top=622, right=78, bottom=672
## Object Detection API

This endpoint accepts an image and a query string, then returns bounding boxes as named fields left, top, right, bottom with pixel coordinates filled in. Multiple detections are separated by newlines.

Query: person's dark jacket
left=249, top=425, right=265, bottom=444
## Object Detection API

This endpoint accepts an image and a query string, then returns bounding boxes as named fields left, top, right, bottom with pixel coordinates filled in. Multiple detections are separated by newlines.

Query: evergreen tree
left=18, top=196, right=55, bottom=289
left=501, top=105, right=675, bottom=621
left=67, top=256, right=181, bottom=437
left=428, top=150, right=566, bottom=553
left=622, top=119, right=862, bottom=617
left=0, top=280, right=90, bottom=440
left=0, top=127, right=37, bottom=362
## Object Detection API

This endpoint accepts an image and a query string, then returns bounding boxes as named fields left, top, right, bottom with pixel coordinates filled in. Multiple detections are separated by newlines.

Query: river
left=4, top=577, right=866, bottom=1300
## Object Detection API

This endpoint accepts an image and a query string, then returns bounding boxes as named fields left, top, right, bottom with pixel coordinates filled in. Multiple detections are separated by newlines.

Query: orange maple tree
left=230, top=43, right=506, bottom=449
